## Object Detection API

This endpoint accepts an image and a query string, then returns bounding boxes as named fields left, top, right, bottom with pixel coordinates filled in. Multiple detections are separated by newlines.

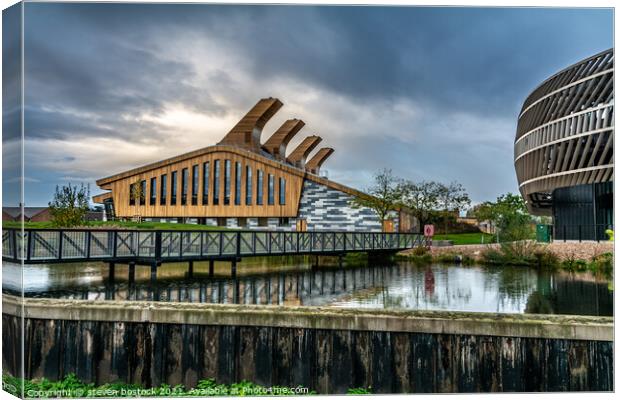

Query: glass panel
left=268, top=174, right=274, bottom=205
left=257, top=170, right=263, bottom=205
left=160, top=174, right=167, bottom=205
left=202, top=161, right=209, bottom=204
left=245, top=166, right=252, bottom=205
left=171, top=171, right=177, bottom=205
left=181, top=168, right=188, bottom=205
left=192, top=165, right=199, bottom=205
left=149, top=177, right=156, bottom=205
left=279, top=177, right=286, bottom=205
left=140, top=180, right=146, bottom=205
left=224, top=160, right=231, bottom=205
left=235, top=162, right=241, bottom=205
left=213, top=160, right=220, bottom=205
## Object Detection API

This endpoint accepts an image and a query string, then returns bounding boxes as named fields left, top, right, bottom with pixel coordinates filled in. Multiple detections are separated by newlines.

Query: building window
left=150, top=177, right=156, bottom=205
left=213, top=160, right=220, bottom=205
left=278, top=217, right=289, bottom=227
left=257, top=170, right=264, bottom=205
left=246, top=166, right=252, bottom=205
left=279, top=177, right=286, bottom=205
left=171, top=171, right=178, bottom=205
left=129, top=182, right=136, bottom=206
left=140, top=180, right=146, bottom=206
left=224, top=160, right=231, bottom=205
left=268, top=174, right=274, bottom=205
left=235, top=162, right=242, bottom=205
left=160, top=174, right=167, bottom=205
left=191, top=165, right=199, bottom=205
left=181, top=168, right=188, bottom=205
left=258, top=217, right=268, bottom=227
left=237, top=217, right=247, bottom=228
left=202, top=161, right=209, bottom=205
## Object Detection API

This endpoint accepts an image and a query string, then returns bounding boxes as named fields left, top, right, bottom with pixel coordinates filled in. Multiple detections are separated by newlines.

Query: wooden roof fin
left=218, top=97, right=283, bottom=152
left=305, top=148, right=335, bottom=174
left=286, top=135, right=322, bottom=168
left=263, top=119, right=305, bottom=160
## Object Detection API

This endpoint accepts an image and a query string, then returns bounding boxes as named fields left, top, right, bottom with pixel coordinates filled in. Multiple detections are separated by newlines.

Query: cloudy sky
left=2, top=3, right=613, bottom=207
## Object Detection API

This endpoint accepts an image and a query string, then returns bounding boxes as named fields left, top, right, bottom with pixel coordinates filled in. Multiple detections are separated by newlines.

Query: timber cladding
left=101, top=148, right=304, bottom=218
left=96, top=145, right=377, bottom=219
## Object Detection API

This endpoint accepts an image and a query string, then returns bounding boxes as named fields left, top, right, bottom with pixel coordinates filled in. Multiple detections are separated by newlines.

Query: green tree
left=436, top=181, right=471, bottom=234
left=351, top=169, right=404, bottom=222
left=48, top=184, right=90, bottom=227
left=475, top=193, right=533, bottom=242
left=130, top=180, right=145, bottom=219
left=400, top=180, right=442, bottom=227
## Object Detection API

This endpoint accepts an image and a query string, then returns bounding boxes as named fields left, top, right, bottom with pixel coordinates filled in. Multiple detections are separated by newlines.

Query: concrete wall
left=2, top=296, right=613, bottom=393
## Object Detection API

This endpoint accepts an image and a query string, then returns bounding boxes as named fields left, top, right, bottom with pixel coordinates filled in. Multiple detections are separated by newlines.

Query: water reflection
left=2, top=258, right=612, bottom=316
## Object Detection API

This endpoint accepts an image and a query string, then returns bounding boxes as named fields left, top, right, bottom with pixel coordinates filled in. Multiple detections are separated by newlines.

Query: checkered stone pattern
left=297, top=179, right=382, bottom=232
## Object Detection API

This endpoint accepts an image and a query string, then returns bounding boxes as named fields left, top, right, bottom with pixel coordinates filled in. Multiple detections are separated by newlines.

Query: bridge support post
left=188, top=261, right=194, bottom=278
left=233, top=278, right=240, bottom=304
left=150, top=262, right=157, bottom=284
left=231, top=260, right=237, bottom=276
left=209, top=260, right=215, bottom=277
left=312, top=255, right=319, bottom=270
left=108, top=262, right=115, bottom=282
left=150, top=261, right=160, bottom=301
left=128, top=262, right=136, bottom=285
left=338, top=254, right=344, bottom=268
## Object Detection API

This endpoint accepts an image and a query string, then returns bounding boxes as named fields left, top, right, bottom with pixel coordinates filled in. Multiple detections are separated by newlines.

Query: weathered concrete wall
left=2, top=295, right=613, bottom=393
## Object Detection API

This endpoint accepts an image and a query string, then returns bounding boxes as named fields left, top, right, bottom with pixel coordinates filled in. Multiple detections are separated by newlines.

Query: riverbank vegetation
left=399, top=243, right=613, bottom=281
left=2, top=374, right=317, bottom=398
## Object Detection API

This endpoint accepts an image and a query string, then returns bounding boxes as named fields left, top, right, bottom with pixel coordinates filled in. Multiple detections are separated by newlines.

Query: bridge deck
left=2, top=229, right=422, bottom=265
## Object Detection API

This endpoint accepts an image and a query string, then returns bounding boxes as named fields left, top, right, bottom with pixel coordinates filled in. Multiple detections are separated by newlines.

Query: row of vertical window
left=128, top=160, right=286, bottom=207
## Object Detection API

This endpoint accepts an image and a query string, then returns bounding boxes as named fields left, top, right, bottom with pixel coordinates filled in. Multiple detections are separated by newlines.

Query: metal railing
left=1, top=229, right=423, bottom=264
left=553, top=224, right=613, bottom=242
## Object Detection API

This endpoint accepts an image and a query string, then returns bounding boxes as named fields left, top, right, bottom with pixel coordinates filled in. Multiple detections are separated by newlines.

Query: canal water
left=2, top=257, right=613, bottom=316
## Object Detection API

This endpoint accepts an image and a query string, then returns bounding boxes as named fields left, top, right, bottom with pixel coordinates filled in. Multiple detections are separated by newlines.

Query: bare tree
left=351, top=169, right=404, bottom=222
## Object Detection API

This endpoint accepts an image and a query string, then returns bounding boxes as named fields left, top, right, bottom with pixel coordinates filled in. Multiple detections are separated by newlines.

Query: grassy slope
left=432, top=232, right=496, bottom=245
left=1, top=220, right=229, bottom=230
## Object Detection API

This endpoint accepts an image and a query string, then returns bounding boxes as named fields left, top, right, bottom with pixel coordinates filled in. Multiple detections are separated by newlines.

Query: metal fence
left=2, top=229, right=423, bottom=264
left=553, top=224, right=613, bottom=242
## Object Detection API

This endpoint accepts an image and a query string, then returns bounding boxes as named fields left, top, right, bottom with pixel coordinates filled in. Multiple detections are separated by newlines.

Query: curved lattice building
left=514, top=48, right=614, bottom=240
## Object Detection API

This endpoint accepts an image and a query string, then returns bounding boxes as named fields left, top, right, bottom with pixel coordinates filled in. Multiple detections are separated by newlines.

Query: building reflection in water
left=3, top=258, right=613, bottom=316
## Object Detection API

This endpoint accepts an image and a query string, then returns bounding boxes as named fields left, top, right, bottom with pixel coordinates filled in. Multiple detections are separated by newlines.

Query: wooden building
left=94, top=98, right=415, bottom=232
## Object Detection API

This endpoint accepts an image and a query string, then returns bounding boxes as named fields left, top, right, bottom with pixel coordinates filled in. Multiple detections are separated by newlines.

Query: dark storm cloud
left=13, top=3, right=614, bottom=205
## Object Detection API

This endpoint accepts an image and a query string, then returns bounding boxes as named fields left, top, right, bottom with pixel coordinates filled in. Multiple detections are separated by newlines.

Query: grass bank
left=432, top=232, right=496, bottom=245
left=2, top=220, right=228, bottom=230
left=398, top=243, right=613, bottom=282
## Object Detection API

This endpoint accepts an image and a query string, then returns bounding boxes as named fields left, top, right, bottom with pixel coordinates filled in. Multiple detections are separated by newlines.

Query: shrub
left=561, top=256, right=588, bottom=272
left=588, top=252, right=613, bottom=280
left=411, top=246, right=429, bottom=256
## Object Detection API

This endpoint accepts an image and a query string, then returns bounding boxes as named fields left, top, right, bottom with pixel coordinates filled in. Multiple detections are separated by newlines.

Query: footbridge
left=2, top=228, right=422, bottom=279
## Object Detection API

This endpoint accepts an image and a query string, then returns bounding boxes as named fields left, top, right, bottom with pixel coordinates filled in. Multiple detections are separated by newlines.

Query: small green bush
left=411, top=246, right=429, bottom=256
left=347, top=387, right=372, bottom=395
left=588, top=252, right=613, bottom=280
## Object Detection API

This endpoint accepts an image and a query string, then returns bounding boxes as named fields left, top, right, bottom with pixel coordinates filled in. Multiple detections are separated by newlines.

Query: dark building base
left=553, top=182, right=613, bottom=241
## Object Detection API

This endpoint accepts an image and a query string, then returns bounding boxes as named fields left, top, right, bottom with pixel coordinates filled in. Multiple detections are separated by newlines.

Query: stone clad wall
left=297, top=179, right=383, bottom=232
